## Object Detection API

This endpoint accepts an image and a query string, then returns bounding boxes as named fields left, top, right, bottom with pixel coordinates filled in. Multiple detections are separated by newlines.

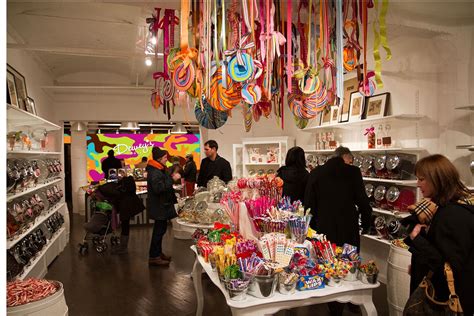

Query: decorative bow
left=364, top=126, right=375, bottom=136
left=224, top=33, right=255, bottom=66
left=259, top=3, right=286, bottom=63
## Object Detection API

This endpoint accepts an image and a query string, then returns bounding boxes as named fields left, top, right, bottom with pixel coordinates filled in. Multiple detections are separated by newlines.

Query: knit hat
left=152, top=147, right=167, bottom=160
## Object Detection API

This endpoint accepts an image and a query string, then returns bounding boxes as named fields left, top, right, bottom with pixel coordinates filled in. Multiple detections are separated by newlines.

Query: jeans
left=149, top=220, right=168, bottom=258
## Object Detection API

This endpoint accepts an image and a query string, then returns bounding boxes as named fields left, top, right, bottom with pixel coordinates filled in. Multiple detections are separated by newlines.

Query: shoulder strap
left=444, top=262, right=464, bottom=313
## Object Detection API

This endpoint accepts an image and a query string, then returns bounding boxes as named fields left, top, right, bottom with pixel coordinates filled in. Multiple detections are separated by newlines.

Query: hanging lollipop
left=171, top=48, right=198, bottom=92
left=241, top=83, right=262, bottom=105
left=242, top=103, right=253, bottom=132
left=195, top=96, right=228, bottom=129
left=294, top=115, right=309, bottom=129
left=224, top=33, right=255, bottom=83
left=209, top=68, right=242, bottom=111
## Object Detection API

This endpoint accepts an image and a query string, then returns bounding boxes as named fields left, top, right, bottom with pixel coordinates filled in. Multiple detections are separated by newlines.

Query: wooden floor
left=46, top=214, right=390, bottom=316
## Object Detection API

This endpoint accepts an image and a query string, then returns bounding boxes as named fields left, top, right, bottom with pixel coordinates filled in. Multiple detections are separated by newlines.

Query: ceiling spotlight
left=145, top=58, right=153, bottom=66
left=120, top=122, right=140, bottom=130
left=170, top=122, right=187, bottom=134
left=150, top=36, right=157, bottom=45
left=71, top=121, right=87, bottom=132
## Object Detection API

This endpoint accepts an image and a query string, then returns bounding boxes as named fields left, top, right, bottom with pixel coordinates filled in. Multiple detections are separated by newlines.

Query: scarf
left=148, top=159, right=165, bottom=170
left=408, top=195, right=474, bottom=225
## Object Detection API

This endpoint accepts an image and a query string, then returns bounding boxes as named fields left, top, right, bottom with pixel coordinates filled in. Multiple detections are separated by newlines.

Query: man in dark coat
left=101, top=149, right=122, bottom=179
left=197, top=140, right=232, bottom=187
left=304, top=146, right=372, bottom=248
left=305, top=147, right=372, bottom=315
left=147, top=147, right=180, bottom=266
left=183, top=153, right=197, bottom=196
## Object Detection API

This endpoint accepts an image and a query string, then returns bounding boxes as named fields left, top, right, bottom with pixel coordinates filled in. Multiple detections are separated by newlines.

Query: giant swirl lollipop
left=195, top=97, right=228, bottom=129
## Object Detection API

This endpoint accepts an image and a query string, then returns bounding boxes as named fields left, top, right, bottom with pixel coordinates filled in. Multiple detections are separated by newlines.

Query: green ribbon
left=373, top=0, right=392, bottom=89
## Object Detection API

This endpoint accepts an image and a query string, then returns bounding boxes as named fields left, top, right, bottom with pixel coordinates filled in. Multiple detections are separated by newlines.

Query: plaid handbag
left=404, top=263, right=464, bottom=316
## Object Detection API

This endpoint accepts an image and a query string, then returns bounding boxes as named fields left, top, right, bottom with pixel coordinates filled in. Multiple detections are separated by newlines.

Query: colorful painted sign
left=86, top=133, right=200, bottom=182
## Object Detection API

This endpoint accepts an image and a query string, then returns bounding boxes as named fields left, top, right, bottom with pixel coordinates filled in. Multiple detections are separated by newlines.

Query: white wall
left=7, top=48, right=56, bottom=123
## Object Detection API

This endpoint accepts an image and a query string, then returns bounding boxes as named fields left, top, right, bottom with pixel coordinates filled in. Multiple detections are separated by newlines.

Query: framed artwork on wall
left=7, top=64, right=28, bottom=111
left=7, top=71, right=18, bottom=107
left=330, top=106, right=339, bottom=124
left=365, top=92, right=390, bottom=119
left=349, top=92, right=365, bottom=122
left=341, top=77, right=359, bottom=121
left=321, top=107, right=332, bottom=126
left=25, top=97, right=37, bottom=115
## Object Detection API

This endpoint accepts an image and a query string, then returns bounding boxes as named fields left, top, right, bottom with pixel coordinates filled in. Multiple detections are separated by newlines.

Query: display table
left=190, top=246, right=379, bottom=316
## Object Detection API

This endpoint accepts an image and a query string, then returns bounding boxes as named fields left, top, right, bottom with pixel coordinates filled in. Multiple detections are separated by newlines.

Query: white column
left=71, top=129, right=88, bottom=215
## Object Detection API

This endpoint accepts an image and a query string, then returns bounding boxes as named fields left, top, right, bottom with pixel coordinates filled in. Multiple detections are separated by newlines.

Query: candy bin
left=278, top=271, right=299, bottom=295
left=327, top=276, right=343, bottom=287
left=247, top=273, right=279, bottom=298
left=225, top=279, right=250, bottom=301
left=359, top=260, right=379, bottom=284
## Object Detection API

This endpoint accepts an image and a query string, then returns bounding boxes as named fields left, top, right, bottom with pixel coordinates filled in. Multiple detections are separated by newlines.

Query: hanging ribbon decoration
left=148, top=8, right=162, bottom=109
left=360, top=0, right=374, bottom=96
left=286, top=0, right=292, bottom=94
left=336, top=0, right=344, bottom=106
left=224, top=33, right=256, bottom=83
left=372, top=0, right=391, bottom=88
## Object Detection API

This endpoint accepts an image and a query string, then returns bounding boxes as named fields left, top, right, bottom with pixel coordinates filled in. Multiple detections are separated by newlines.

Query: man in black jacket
left=304, top=146, right=372, bottom=315
left=101, top=149, right=122, bottom=179
left=197, top=140, right=232, bottom=187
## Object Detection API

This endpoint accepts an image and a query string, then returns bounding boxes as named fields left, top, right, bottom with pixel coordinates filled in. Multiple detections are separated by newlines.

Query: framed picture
left=330, top=106, right=339, bottom=124
left=25, top=97, right=37, bottom=115
left=7, top=71, right=19, bottom=107
left=365, top=92, right=390, bottom=119
left=321, top=107, right=332, bottom=126
left=7, top=64, right=28, bottom=111
left=349, top=92, right=366, bottom=122
left=340, top=77, right=359, bottom=122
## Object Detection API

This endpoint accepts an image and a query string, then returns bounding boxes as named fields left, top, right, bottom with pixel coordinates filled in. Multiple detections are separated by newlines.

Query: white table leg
left=230, top=307, right=274, bottom=316
left=192, top=257, right=204, bottom=316
left=355, top=289, right=378, bottom=316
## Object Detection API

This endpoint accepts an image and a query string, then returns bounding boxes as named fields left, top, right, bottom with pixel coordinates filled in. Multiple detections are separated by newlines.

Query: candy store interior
left=4, top=1, right=474, bottom=316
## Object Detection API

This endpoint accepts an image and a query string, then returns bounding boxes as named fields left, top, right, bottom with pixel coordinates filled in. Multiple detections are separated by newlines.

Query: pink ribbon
left=364, top=126, right=375, bottom=136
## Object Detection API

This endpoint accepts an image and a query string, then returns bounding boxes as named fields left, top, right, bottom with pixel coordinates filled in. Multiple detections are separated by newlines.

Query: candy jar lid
left=353, top=155, right=363, bottom=169
left=361, top=156, right=374, bottom=173
left=374, top=155, right=386, bottom=171
left=365, top=183, right=375, bottom=198
left=386, top=186, right=400, bottom=203
left=374, top=185, right=387, bottom=201
left=386, top=155, right=400, bottom=170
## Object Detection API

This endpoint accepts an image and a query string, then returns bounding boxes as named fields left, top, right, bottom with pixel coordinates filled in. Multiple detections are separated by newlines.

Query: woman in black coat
left=147, top=147, right=180, bottom=266
left=97, top=176, right=144, bottom=254
left=277, top=147, right=309, bottom=204
left=403, top=155, right=473, bottom=315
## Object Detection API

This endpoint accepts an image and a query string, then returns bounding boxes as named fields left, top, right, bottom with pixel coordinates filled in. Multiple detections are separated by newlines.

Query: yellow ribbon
left=373, top=0, right=392, bottom=88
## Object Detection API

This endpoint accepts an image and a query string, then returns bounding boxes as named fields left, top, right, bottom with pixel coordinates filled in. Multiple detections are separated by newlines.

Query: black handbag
left=404, top=263, right=464, bottom=315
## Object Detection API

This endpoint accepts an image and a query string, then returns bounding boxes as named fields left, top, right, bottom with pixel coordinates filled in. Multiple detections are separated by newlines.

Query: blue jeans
left=149, top=220, right=168, bottom=258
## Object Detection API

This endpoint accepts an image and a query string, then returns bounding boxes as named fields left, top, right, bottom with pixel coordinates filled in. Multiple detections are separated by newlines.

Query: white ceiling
left=7, top=0, right=474, bottom=87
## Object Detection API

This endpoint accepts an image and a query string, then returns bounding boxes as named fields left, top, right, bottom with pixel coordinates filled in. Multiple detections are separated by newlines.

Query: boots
left=160, top=253, right=172, bottom=261
left=112, top=235, right=129, bottom=255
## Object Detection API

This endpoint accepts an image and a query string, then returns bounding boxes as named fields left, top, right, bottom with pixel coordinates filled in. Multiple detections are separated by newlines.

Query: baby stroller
left=79, top=187, right=120, bottom=255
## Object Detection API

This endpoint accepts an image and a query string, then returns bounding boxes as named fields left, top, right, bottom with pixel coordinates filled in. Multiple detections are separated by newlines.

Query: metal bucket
left=247, top=273, right=278, bottom=298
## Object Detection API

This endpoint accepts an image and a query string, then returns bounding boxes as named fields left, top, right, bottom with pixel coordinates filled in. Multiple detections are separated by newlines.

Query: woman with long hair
left=277, top=146, right=309, bottom=204
left=403, top=154, right=473, bottom=315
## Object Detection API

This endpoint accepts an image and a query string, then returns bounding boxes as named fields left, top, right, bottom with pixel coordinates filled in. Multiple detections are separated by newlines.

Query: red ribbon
left=364, top=126, right=375, bottom=136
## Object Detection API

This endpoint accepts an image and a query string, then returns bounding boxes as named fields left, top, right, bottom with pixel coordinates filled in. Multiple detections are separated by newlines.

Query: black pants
left=149, top=220, right=168, bottom=258
left=120, top=217, right=130, bottom=236
left=328, top=302, right=344, bottom=316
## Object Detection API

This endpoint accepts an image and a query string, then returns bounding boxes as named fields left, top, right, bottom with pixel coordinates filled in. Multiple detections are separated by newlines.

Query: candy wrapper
left=341, top=243, right=360, bottom=262
left=259, top=233, right=295, bottom=267
left=296, top=274, right=325, bottom=291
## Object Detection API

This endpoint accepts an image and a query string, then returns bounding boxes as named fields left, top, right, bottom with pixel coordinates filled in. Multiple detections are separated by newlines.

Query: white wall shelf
left=7, top=150, right=62, bottom=155
left=7, top=104, right=61, bottom=131
left=362, top=177, right=417, bottom=186
left=361, top=234, right=391, bottom=246
left=17, top=227, right=67, bottom=280
left=241, top=137, right=295, bottom=177
left=455, top=105, right=474, bottom=111
left=7, top=178, right=63, bottom=202
left=305, top=147, right=425, bottom=154
left=456, top=145, right=474, bottom=151
left=302, top=114, right=425, bottom=132
left=7, top=202, right=65, bottom=249
left=372, top=207, right=411, bottom=218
